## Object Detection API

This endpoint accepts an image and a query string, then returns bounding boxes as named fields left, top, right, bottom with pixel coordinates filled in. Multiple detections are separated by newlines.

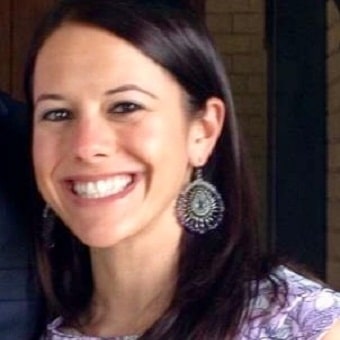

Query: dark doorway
left=266, top=1, right=327, bottom=277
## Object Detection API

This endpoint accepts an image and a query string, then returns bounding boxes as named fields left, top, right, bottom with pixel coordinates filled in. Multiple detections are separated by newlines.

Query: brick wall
left=327, top=0, right=340, bottom=289
left=206, top=0, right=268, bottom=240
left=206, top=0, right=340, bottom=285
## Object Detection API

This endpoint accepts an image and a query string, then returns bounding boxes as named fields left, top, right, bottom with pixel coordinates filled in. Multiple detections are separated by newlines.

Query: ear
left=187, top=97, right=226, bottom=167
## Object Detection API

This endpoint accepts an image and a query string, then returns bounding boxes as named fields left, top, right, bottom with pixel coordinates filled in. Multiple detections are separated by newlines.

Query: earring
left=42, top=205, right=55, bottom=249
left=176, top=168, right=225, bottom=234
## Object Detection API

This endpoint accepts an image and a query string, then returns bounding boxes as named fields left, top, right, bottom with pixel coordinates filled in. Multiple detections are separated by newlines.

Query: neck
left=83, top=224, right=182, bottom=337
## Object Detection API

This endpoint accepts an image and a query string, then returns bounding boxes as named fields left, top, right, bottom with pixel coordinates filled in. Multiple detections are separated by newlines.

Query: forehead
left=33, top=22, right=181, bottom=99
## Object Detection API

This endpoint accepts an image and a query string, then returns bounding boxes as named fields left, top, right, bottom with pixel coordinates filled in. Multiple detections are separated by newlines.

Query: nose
left=70, top=116, right=115, bottom=163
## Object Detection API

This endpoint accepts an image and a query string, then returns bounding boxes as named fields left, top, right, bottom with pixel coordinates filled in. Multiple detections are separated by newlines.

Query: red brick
left=233, top=14, right=263, bottom=33
left=328, top=21, right=340, bottom=55
left=248, top=75, right=266, bottom=93
left=220, top=54, right=232, bottom=72
left=327, top=261, right=340, bottom=289
left=250, top=34, right=266, bottom=51
left=328, top=202, right=340, bottom=232
left=234, top=94, right=265, bottom=115
left=328, top=143, right=340, bottom=170
left=214, top=34, right=251, bottom=54
left=327, top=0, right=340, bottom=28
left=206, top=13, right=232, bottom=33
left=327, top=112, right=340, bottom=141
left=328, top=78, right=340, bottom=111
left=328, top=173, right=340, bottom=200
left=249, top=0, right=264, bottom=13
left=230, top=75, right=249, bottom=93
left=232, top=54, right=266, bottom=74
left=206, top=0, right=250, bottom=13
left=328, top=52, right=340, bottom=83
left=241, top=116, right=267, bottom=138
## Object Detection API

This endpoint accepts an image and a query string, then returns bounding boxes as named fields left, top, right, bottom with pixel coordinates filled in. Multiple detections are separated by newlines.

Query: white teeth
left=73, top=175, right=133, bottom=199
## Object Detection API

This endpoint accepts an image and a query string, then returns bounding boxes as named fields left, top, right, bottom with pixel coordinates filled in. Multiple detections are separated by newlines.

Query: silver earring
left=42, top=205, right=55, bottom=249
left=176, top=168, right=225, bottom=234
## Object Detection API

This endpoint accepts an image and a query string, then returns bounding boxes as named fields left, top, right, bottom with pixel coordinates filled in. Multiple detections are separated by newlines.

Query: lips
left=69, top=174, right=134, bottom=199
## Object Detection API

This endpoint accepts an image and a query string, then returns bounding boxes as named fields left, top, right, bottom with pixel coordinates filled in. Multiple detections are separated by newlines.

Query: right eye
left=41, top=109, right=72, bottom=121
left=108, top=101, right=144, bottom=115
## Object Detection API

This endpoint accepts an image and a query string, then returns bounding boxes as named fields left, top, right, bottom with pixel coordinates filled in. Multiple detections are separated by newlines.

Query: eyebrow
left=34, top=84, right=158, bottom=106
left=34, top=93, right=65, bottom=106
left=105, top=84, right=158, bottom=99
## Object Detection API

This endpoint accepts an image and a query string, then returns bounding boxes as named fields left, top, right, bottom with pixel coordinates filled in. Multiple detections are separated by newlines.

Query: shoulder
left=238, top=266, right=340, bottom=339
left=0, top=91, right=25, bottom=116
left=0, top=92, right=44, bottom=338
left=322, top=319, right=340, bottom=339
left=0, top=91, right=27, bottom=146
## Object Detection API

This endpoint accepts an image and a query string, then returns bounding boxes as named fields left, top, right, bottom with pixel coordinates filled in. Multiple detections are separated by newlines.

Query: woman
left=25, top=0, right=340, bottom=338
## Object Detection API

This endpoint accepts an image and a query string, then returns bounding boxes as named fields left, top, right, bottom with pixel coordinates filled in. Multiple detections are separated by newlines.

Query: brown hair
left=25, top=1, right=280, bottom=338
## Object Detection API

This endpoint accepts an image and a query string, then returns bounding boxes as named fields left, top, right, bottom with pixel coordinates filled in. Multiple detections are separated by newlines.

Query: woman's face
left=33, top=23, right=201, bottom=248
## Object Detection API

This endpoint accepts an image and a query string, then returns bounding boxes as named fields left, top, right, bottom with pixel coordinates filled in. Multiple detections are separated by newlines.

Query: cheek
left=123, top=114, right=189, bottom=162
left=32, top=129, right=64, bottom=204
left=32, top=129, right=59, bottom=178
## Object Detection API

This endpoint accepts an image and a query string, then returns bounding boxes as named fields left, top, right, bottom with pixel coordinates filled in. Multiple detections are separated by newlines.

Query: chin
left=75, top=234, right=121, bottom=248
left=70, top=223, right=134, bottom=249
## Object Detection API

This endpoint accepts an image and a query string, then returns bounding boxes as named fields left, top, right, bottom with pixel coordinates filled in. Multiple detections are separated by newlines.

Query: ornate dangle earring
left=42, top=205, right=56, bottom=249
left=176, top=168, right=225, bottom=234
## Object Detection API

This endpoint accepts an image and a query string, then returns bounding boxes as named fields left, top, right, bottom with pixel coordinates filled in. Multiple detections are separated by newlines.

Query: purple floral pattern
left=237, top=266, right=340, bottom=339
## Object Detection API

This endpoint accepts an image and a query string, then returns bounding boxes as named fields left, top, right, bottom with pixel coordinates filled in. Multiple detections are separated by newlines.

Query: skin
left=32, top=22, right=224, bottom=336
left=322, top=320, right=340, bottom=339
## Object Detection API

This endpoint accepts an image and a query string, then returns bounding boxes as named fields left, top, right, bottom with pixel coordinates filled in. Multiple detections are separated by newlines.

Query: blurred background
left=0, top=0, right=339, bottom=288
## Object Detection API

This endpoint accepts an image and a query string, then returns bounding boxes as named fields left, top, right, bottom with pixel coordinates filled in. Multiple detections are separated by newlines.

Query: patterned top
left=43, top=266, right=340, bottom=339
left=237, top=266, right=340, bottom=339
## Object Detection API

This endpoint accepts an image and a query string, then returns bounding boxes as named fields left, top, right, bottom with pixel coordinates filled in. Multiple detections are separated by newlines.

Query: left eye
left=41, top=108, right=72, bottom=121
left=109, top=102, right=143, bottom=114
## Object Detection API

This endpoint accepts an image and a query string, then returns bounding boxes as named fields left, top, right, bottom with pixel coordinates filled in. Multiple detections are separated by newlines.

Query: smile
left=71, top=175, right=133, bottom=199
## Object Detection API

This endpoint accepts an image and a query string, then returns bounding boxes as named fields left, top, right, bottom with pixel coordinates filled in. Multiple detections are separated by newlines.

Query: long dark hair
left=25, top=0, right=278, bottom=338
